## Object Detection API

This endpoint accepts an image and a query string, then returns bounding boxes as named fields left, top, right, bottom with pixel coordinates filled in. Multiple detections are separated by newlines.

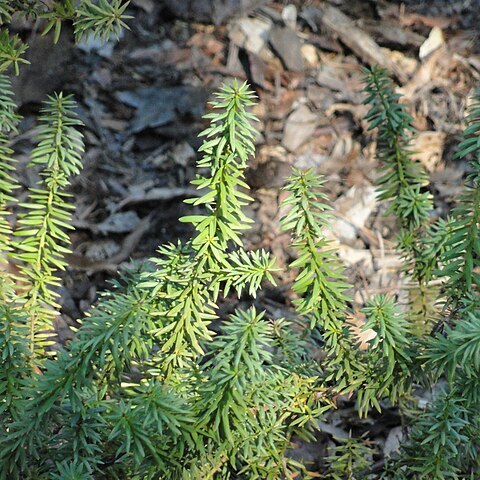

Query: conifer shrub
left=0, top=3, right=479, bottom=479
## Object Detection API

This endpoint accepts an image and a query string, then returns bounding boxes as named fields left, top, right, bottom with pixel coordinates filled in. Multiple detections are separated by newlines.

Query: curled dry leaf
left=411, top=130, right=446, bottom=172
left=332, top=185, right=377, bottom=242
left=347, top=308, right=377, bottom=350
left=282, top=104, right=318, bottom=152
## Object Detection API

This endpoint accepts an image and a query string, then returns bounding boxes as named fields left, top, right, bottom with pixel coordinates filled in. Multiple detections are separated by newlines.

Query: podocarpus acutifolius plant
left=0, top=4, right=479, bottom=478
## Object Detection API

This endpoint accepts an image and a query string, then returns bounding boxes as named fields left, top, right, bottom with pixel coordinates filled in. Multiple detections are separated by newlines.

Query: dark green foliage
left=396, top=391, right=476, bottom=479
left=362, top=66, right=436, bottom=326
left=52, top=461, right=94, bottom=480
left=0, top=302, right=30, bottom=425
left=362, top=66, right=432, bottom=233
left=11, top=93, right=85, bottom=354
left=356, top=294, right=413, bottom=416
left=396, top=95, right=480, bottom=479
left=194, top=307, right=323, bottom=478
left=436, top=94, right=480, bottom=310
left=325, top=435, right=374, bottom=480
left=424, top=311, right=480, bottom=385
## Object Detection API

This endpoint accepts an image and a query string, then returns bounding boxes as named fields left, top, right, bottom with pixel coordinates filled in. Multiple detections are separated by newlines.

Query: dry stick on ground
left=303, top=4, right=409, bottom=84
left=66, top=213, right=154, bottom=273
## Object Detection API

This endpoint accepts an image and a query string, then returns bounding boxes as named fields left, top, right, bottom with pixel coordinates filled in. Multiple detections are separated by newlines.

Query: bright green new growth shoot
left=141, top=81, right=277, bottom=376
left=280, top=170, right=360, bottom=392
left=12, top=94, right=84, bottom=355
left=0, top=74, right=20, bottom=261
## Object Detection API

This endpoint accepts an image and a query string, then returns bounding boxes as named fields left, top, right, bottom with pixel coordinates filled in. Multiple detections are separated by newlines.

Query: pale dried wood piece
left=304, top=5, right=409, bottom=84
left=419, top=27, right=444, bottom=60
left=116, top=186, right=199, bottom=210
